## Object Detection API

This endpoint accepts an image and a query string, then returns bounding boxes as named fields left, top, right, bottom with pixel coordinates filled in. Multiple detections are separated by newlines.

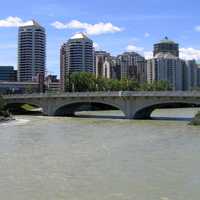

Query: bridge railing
left=3, top=91, right=200, bottom=99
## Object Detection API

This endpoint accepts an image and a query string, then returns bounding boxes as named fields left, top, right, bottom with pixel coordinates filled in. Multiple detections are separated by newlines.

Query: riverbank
left=0, top=116, right=15, bottom=123
left=189, top=111, right=200, bottom=126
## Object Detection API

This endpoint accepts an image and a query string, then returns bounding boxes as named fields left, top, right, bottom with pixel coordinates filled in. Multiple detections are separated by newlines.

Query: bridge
left=3, top=91, right=200, bottom=119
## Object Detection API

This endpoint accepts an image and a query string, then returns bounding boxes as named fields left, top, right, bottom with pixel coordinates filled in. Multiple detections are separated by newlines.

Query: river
left=0, top=108, right=200, bottom=200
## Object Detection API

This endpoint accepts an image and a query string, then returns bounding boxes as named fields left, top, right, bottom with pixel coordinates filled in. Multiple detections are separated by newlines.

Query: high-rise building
left=117, top=52, right=147, bottom=83
left=18, top=20, right=46, bottom=82
left=0, top=66, right=17, bottom=81
left=95, top=51, right=110, bottom=78
left=153, top=37, right=179, bottom=57
left=183, top=60, right=198, bottom=90
left=197, top=65, right=200, bottom=87
left=147, top=54, right=184, bottom=90
left=111, top=57, right=121, bottom=80
left=60, top=43, right=67, bottom=91
left=147, top=37, right=184, bottom=90
left=60, top=33, right=94, bottom=91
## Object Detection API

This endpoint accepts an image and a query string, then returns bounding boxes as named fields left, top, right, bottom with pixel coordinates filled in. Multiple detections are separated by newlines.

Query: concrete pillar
left=41, top=102, right=55, bottom=116
left=121, top=98, right=138, bottom=119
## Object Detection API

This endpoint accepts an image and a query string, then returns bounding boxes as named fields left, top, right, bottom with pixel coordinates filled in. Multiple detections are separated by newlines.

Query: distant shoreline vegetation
left=65, top=72, right=172, bottom=92
left=189, top=111, right=200, bottom=126
left=0, top=95, right=12, bottom=122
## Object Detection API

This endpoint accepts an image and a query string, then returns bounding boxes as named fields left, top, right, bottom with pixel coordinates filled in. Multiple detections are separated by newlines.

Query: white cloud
left=93, top=42, right=101, bottom=50
left=0, top=16, right=33, bottom=27
left=195, top=25, right=200, bottom=32
left=125, top=45, right=200, bottom=61
left=180, top=48, right=200, bottom=60
left=51, top=20, right=122, bottom=35
left=143, top=48, right=200, bottom=61
left=126, top=45, right=144, bottom=52
left=144, top=32, right=150, bottom=37
left=144, top=51, right=153, bottom=59
left=126, top=44, right=154, bottom=59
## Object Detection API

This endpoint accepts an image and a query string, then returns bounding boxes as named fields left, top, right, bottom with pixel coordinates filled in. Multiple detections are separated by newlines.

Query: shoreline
left=189, top=111, right=200, bottom=126
left=0, top=116, right=15, bottom=123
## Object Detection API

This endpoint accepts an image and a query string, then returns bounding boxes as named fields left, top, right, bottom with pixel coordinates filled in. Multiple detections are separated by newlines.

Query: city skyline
left=0, top=0, right=200, bottom=75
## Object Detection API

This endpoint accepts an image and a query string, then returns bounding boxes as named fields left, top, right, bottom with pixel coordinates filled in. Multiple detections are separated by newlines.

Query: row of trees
left=66, top=72, right=172, bottom=92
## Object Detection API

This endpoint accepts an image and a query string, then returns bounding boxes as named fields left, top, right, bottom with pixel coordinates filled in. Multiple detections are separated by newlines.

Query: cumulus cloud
left=144, top=51, right=153, bottom=59
left=126, top=44, right=154, bottom=59
left=126, top=45, right=144, bottom=52
left=126, top=44, right=200, bottom=61
left=0, top=16, right=33, bottom=27
left=93, top=42, right=101, bottom=50
left=195, top=25, right=200, bottom=32
left=180, top=48, right=200, bottom=60
left=143, top=48, right=200, bottom=61
left=51, top=20, right=122, bottom=35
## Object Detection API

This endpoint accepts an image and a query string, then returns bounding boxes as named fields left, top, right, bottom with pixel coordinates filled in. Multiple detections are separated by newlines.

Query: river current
left=0, top=108, right=200, bottom=200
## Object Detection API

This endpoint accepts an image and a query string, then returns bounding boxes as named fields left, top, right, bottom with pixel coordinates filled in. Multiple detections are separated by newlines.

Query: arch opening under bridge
left=54, top=101, right=125, bottom=119
left=5, top=102, right=43, bottom=115
left=134, top=101, right=200, bottom=119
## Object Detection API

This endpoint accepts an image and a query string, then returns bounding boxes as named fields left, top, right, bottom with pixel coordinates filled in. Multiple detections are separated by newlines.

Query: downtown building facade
left=94, top=51, right=119, bottom=79
left=59, top=35, right=200, bottom=91
left=0, top=66, right=17, bottom=82
left=116, top=52, right=147, bottom=83
left=147, top=37, right=199, bottom=91
left=18, top=20, right=46, bottom=82
left=198, top=65, right=200, bottom=87
left=94, top=51, right=147, bottom=83
left=147, top=53, right=184, bottom=90
left=183, top=60, right=199, bottom=90
left=60, top=33, right=94, bottom=91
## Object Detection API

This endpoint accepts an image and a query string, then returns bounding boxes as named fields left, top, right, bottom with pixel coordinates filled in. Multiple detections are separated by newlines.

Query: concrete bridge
left=3, top=91, right=200, bottom=119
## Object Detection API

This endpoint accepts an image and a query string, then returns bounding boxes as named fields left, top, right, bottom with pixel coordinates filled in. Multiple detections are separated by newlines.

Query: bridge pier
left=122, top=98, right=146, bottom=119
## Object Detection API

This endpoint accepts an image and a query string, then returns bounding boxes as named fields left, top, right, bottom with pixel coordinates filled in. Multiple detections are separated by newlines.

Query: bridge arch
left=5, top=102, right=43, bottom=115
left=134, top=101, right=200, bottom=119
left=53, top=100, right=126, bottom=117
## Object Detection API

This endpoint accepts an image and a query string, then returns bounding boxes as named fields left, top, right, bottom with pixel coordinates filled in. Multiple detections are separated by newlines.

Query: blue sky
left=0, top=0, right=200, bottom=75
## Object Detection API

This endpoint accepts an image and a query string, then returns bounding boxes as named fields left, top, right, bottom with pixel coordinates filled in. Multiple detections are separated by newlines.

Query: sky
left=0, top=0, right=200, bottom=75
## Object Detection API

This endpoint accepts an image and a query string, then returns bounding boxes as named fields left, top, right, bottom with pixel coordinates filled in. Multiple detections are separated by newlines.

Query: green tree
left=152, top=81, right=171, bottom=91
left=140, top=81, right=171, bottom=91
left=70, top=72, right=96, bottom=92
left=67, top=72, right=172, bottom=92
left=107, top=79, right=121, bottom=91
left=119, top=79, right=129, bottom=91
left=127, top=80, right=140, bottom=91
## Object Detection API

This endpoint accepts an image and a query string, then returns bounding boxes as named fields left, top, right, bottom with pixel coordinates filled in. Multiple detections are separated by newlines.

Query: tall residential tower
left=147, top=37, right=183, bottom=90
left=18, top=20, right=46, bottom=82
left=60, top=33, right=94, bottom=91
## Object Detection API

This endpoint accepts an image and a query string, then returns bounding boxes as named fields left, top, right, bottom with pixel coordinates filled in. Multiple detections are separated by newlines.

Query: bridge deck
left=3, top=91, right=200, bottom=99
